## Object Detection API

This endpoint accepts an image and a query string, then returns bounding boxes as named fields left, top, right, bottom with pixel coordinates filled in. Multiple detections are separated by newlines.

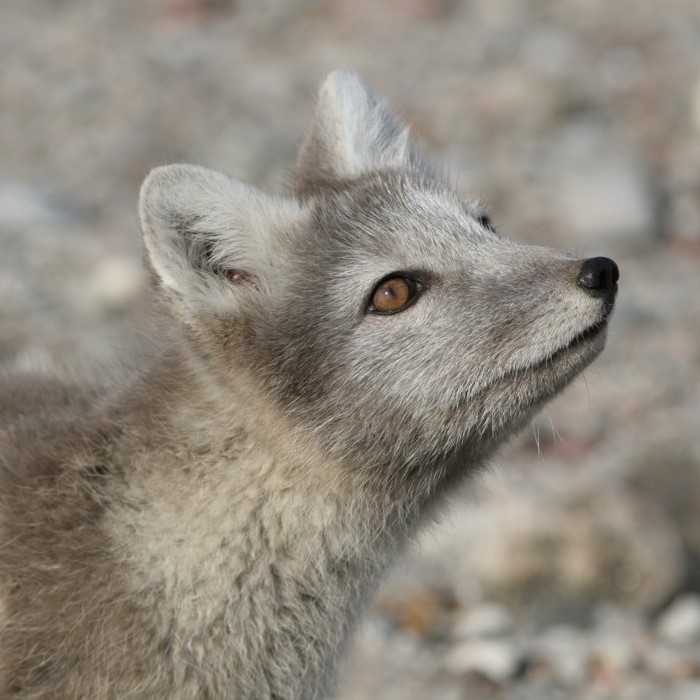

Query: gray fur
left=0, top=72, right=617, bottom=699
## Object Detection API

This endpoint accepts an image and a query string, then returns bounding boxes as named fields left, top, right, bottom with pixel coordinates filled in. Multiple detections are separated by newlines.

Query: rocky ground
left=1, top=1, right=700, bottom=698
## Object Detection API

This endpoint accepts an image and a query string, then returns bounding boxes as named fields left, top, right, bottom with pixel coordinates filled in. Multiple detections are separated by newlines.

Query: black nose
left=577, top=257, right=619, bottom=297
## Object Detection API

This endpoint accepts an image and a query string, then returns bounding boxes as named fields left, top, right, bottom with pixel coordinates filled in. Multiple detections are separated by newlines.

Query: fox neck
left=105, top=346, right=442, bottom=695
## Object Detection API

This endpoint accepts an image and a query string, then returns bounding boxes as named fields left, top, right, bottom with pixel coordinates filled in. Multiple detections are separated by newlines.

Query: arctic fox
left=0, top=72, right=618, bottom=699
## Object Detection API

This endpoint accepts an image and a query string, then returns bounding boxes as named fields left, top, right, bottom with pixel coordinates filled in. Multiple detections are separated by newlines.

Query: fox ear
left=295, top=71, right=413, bottom=194
left=139, top=164, right=303, bottom=318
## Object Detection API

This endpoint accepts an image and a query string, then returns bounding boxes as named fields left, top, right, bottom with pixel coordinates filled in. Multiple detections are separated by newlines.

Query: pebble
left=645, top=643, right=697, bottom=680
left=452, top=603, right=513, bottom=640
left=589, top=631, right=641, bottom=674
left=444, top=639, right=521, bottom=682
left=657, top=595, right=700, bottom=647
left=527, top=626, right=590, bottom=686
left=434, top=475, right=685, bottom=616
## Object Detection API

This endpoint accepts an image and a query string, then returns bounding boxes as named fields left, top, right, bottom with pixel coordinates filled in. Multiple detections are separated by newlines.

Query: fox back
left=0, top=72, right=618, bottom=699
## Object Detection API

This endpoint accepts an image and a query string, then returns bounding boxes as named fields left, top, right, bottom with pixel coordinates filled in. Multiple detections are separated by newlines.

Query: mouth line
left=463, top=307, right=614, bottom=408
left=533, top=315, right=609, bottom=369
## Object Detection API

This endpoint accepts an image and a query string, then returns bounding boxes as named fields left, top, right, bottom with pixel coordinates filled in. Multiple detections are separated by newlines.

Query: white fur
left=140, top=164, right=307, bottom=316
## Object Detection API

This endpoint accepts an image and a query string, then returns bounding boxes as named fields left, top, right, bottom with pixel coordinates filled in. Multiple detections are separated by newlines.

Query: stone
left=657, top=595, right=700, bottom=647
left=428, top=474, right=685, bottom=621
left=589, top=631, right=640, bottom=674
left=452, top=603, right=513, bottom=640
left=444, top=639, right=521, bottom=682
left=527, top=625, right=591, bottom=686
left=645, top=644, right=697, bottom=680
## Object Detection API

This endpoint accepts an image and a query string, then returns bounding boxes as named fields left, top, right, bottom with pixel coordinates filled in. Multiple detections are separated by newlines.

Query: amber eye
left=368, top=276, right=421, bottom=315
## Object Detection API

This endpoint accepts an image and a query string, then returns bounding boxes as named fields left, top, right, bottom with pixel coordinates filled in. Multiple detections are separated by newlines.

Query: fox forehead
left=298, top=171, right=496, bottom=277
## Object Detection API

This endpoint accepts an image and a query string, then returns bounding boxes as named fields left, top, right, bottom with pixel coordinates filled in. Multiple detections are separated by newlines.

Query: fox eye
left=368, top=276, right=421, bottom=315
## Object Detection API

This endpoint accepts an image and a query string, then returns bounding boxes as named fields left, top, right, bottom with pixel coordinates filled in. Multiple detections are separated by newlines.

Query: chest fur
left=106, top=439, right=399, bottom=699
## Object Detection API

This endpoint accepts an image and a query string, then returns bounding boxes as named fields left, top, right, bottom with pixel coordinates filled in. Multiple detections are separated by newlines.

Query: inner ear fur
left=139, top=164, right=304, bottom=309
left=295, top=71, right=418, bottom=196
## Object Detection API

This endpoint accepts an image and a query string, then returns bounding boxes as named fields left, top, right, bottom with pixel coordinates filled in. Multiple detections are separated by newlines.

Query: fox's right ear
left=295, top=72, right=418, bottom=195
left=139, top=164, right=304, bottom=321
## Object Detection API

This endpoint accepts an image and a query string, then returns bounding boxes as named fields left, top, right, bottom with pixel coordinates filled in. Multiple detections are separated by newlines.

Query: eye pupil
left=369, top=276, right=419, bottom=314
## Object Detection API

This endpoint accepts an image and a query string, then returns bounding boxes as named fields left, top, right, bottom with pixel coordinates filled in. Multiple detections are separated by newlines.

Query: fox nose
left=577, top=257, right=619, bottom=297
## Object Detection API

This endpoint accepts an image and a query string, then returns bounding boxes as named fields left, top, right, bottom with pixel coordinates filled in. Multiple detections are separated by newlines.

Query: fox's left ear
left=295, top=72, right=417, bottom=195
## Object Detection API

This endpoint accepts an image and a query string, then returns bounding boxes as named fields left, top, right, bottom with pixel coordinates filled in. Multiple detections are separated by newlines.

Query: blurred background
left=1, top=1, right=700, bottom=698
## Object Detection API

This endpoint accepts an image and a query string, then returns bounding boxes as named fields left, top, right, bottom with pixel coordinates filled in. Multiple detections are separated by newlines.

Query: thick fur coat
left=0, top=72, right=618, bottom=699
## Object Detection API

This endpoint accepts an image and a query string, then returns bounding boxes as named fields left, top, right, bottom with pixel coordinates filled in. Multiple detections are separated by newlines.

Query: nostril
left=578, top=256, right=619, bottom=295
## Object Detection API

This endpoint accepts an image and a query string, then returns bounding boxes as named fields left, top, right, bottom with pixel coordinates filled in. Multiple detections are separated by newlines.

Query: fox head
left=139, top=72, right=618, bottom=482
